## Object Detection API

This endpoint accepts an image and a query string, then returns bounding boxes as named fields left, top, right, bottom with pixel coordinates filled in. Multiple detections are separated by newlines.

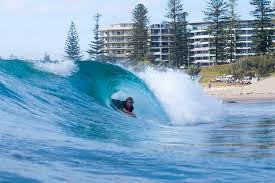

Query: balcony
left=108, top=46, right=132, bottom=49
left=108, top=33, right=132, bottom=37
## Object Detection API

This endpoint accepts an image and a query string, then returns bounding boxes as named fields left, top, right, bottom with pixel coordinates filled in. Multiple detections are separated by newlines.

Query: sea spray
left=34, top=60, right=78, bottom=77
left=139, top=67, right=223, bottom=123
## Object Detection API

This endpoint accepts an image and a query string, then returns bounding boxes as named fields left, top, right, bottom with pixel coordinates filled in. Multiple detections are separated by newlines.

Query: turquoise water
left=0, top=60, right=274, bottom=183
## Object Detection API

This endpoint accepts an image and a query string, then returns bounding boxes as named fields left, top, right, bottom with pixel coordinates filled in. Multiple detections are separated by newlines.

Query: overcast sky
left=0, top=0, right=254, bottom=60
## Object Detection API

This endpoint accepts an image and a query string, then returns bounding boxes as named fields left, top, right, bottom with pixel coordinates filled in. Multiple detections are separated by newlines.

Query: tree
left=188, top=65, right=201, bottom=77
left=273, top=1, right=275, bottom=49
left=226, top=0, right=240, bottom=62
left=129, top=4, right=150, bottom=65
left=43, top=52, right=51, bottom=62
left=87, top=13, right=105, bottom=60
left=9, top=54, right=17, bottom=60
left=250, top=0, right=274, bottom=54
left=204, top=0, right=229, bottom=64
left=99, top=54, right=118, bottom=63
left=166, top=0, right=190, bottom=68
left=227, top=55, right=275, bottom=78
left=178, top=12, right=190, bottom=68
left=64, top=21, right=83, bottom=61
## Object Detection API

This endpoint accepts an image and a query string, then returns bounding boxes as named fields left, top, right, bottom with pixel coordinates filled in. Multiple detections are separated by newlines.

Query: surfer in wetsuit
left=121, top=97, right=136, bottom=118
left=111, top=97, right=136, bottom=118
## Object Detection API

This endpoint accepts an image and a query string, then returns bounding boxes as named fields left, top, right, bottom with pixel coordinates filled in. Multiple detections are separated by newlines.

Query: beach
left=205, top=76, right=275, bottom=103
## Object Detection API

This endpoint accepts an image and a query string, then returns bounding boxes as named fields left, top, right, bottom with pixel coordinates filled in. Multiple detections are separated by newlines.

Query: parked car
left=225, top=75, right=235, bottom=83
left=240, top=77, right=252, bottom=84
left=215, top=76, right=223, bottom=82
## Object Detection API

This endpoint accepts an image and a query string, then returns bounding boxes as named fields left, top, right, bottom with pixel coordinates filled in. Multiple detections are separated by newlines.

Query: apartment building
left=100, top=23, right=133, bottom=60
left=149, top=22, right=172, bottom=62
left=189, top=22, right=213, bottom=66
left=101, top=22, right=172, bottom=61
left=190, top=20, right=275, bottom=66
left=101, top=20, right=275, bottom=65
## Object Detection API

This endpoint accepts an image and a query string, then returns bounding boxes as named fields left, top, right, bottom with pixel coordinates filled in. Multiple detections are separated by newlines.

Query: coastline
left=204, top=76, right=275, bottom=103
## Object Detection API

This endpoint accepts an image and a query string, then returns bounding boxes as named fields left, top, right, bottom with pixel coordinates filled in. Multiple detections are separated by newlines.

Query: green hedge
left=200, top=55, right=275, bottom=82
left=226, top=55, right=275, bottom=78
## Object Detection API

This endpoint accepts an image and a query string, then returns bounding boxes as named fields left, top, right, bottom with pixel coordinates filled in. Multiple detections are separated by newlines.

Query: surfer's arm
left=122, top=108, right=136, bottom=118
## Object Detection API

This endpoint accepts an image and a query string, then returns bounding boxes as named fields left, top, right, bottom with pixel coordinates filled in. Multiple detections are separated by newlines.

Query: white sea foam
left=34, top=60, right=77, bottom=77
left=138, top=68, right=223, bottom=123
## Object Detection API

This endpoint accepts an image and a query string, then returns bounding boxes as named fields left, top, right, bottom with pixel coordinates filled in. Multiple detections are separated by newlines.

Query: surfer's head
left=126, top=97, right=134, bottom=108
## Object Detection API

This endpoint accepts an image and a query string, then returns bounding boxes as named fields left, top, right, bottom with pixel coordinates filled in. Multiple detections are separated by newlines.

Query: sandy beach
left=205, top=76, right=275, bottom=103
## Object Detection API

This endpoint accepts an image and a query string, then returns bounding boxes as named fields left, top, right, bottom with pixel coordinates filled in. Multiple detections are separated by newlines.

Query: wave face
left=7, top=60, right=275, bottom=183
left=33, top=60, right=222, bottom=123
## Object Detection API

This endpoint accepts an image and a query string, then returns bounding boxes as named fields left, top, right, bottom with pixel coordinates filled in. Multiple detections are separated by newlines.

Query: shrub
left=226, top=55, right=275, bottom=78
left=188, top=65, right=201, bottom=76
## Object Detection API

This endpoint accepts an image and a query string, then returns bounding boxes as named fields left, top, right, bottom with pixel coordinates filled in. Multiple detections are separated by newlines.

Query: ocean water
left=0, top=60, right=274, bottom=183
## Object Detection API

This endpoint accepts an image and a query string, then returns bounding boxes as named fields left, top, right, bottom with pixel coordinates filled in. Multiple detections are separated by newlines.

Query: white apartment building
left=190, top=22, right=214, bottom=66
left=101, top=22, right=172, bottom=61
left=101, top=20, right=275, bottom=65
left=190, top=20, right=275, bottom=66
left=149, top=22, right=172, bottom=62
left=100, top=23, right=133, bottom=60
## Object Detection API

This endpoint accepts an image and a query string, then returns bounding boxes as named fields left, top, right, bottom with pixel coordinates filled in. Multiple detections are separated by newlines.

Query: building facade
left=100, top=23, right=133, bottom=60
left=149, top=22, right=172, bottom=62
left=101, top=22, right=172, bottom=62
left=101, top=20, right=275, bottom=65
left=190, top=20, right=275, bottom=66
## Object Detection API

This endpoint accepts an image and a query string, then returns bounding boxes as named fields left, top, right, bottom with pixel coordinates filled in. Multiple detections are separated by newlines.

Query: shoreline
left=208, top=92, right=275, bottom=103
left=204, top=76, right=275, bottom=104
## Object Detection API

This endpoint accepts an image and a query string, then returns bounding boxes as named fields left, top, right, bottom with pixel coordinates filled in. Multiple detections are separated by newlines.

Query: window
left=151, top=37, right=159, bottom=41
left=162, top=29, right=169, bottom=34
left=151, top=30, right=160, bottom=35
left=162, top=55, right=169, bottom=60
left=151, top=49, right=160, bottom=52
left=162, top=48, right=169, bottom=53
left=151, top=43, right=160, bottom=47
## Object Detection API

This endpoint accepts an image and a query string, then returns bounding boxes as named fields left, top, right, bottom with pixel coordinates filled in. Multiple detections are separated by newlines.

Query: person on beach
left=208, top=81, right=212, bottom=89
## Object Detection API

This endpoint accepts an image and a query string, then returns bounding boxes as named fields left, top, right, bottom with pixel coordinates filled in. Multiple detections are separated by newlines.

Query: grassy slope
left=200, top=64, right=230, bottom=83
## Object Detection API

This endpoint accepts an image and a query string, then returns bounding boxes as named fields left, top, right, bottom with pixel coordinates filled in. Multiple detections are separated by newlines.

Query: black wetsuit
left=112, top=99, right=122, bottom=109
left=112, top=99, right=134, bottom=112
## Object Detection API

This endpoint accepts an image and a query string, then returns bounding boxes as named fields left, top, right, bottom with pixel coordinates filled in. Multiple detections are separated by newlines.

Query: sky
left=0, top=0, right=255, bottom=60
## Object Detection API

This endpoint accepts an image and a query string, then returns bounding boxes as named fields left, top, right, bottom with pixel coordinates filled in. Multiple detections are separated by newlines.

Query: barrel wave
left=1, top=59, right=275, bottom=183
left=72, top=61, right=169, bottom=122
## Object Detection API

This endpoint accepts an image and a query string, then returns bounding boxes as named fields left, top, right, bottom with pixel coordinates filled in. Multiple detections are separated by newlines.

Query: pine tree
left=43, top=52, right=51, bottom=62
left=273, top=1, right=275, bottom=49
left=166, top=0, right=190, bottom=68
left=226, top=0, right=240, bottom=62
left=204, top=0, right=229, bottom=64
left=130, top=4, right=150, bottom=65
left=250, top=0, right=274, bottom=54
left=87, top=13, right=105, bottom=60
left=64, top=21, right=83, bottom=61
left=178, top=12, right=190, bottom=67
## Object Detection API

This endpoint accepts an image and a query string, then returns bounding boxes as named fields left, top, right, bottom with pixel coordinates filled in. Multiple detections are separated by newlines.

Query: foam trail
left=139, top=68, right=223, bottom=123
left=34, top=60, right=77, bottom=77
